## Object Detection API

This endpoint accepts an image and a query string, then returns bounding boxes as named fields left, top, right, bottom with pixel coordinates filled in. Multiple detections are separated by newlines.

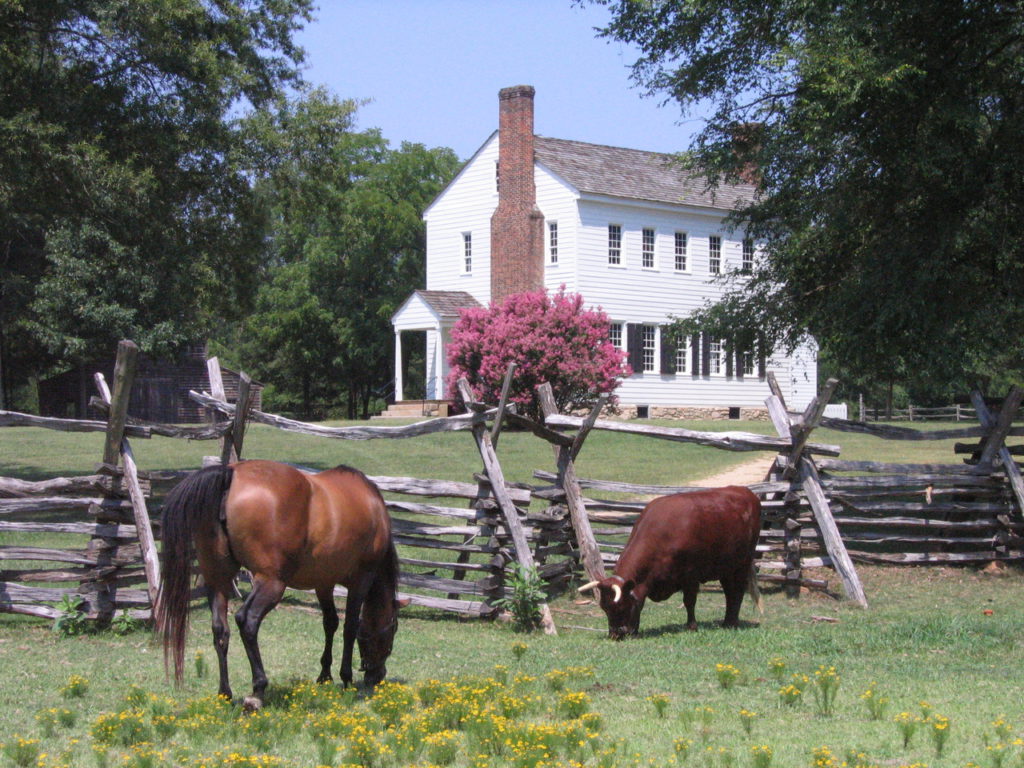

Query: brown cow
left=579, top=486, right=762, bottom=639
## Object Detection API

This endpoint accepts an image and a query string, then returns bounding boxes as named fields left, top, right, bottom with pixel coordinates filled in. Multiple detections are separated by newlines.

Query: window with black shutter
left=660, top=327, right=676, bottom=374
left=626, top=323, right=644, bottom=374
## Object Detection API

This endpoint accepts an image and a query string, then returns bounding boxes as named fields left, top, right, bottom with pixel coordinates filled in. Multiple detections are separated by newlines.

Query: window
left=548, top=222, right=558, bottom=264
left=608, top=224, right=622, bottom=265
left=642, top=325, right=657, bottom=373
left=674, top=232, right=688, bottom=271
left=709, top=235, right=721, bottom=275
left=494, top=162, right=500, bottom=194
left=642, top=228, right=655, bottom=268
left=462, top=232, right=472, bottom=273
left=743, top=350, right=755, bottom=377
left=742, top=238, right=754, bottom=274
left=674, top=335, right=690, bottom=374
left=608, top=322, right=623, bottom=349
left=710, top=339, right=724, bottom=374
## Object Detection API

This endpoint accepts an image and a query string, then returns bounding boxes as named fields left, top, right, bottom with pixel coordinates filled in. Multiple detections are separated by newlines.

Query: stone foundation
left=613, top=405, right=769, bottom=421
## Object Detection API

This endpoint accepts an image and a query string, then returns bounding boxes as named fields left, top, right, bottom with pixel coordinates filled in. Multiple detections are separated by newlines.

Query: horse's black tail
left=154, top=464, right=233, bottom=684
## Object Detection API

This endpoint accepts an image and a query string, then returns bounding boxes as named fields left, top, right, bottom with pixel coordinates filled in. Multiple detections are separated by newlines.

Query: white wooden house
left=391, top=86, right=817, bottom=418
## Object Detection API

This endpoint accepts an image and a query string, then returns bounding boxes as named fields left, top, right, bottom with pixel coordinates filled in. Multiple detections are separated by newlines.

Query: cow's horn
left=577, top=580, right=600, bottom=594
left=611, top=584, right=622, bottom=603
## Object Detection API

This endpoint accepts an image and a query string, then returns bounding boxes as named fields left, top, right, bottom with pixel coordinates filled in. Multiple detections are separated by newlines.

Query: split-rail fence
left=2, top=341, right=1022, bottom=631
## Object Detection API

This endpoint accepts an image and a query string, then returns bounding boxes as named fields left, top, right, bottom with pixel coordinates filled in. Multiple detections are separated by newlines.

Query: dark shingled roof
left=416, top=290, right=481, bottom=319
left=534, top=136, right=755, bottom=210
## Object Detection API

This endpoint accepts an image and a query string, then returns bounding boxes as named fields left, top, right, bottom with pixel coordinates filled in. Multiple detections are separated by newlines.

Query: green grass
left=1, top=566, right=1022, bottom=767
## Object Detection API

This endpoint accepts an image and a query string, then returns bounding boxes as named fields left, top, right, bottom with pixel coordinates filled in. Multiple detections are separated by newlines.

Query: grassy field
left=1, top=419, right=1022, bottom=767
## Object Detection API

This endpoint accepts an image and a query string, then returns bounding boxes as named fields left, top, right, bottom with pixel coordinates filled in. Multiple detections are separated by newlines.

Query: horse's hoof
left=316, top=675, right=332, bottom=685
left=242, top=696, right=263, bottom=713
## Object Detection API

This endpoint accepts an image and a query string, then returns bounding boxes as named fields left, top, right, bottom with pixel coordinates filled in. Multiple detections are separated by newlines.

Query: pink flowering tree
left=446, top=288, right=631, bottom=420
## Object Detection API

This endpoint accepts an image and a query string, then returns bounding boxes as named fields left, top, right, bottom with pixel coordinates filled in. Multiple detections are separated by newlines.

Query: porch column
left=393, top=330, right=404, bottom=402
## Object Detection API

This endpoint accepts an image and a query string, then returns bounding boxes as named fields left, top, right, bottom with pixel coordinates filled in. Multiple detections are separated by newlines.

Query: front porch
left=375, top=399, right=454, bottom=419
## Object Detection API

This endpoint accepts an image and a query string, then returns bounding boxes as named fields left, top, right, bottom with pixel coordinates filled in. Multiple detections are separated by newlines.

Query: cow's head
left=578, top=576, right=643, bottom=640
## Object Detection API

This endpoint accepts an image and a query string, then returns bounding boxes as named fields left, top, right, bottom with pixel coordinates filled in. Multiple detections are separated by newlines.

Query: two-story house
left=390, top=86, right=817, bottom=418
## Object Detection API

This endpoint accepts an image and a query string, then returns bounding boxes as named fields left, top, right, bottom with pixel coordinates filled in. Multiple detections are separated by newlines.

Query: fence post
left=536, top=383, right=606, bottom=583
left=102, top=341, right=138, bottom=466
left=458, top=378, right=557, bottom=635
left=221, top=372, right=253, bottom=464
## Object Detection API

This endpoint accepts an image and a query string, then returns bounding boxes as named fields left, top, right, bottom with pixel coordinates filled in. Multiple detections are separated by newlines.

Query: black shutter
left=701, top=332, right=711, bottom=376
left=725, top=339, right=734, bottom=378
left=626, top=323, right=644, bottom=374
left=757, top=335, right=767, bottom=379
left=735, top=339, right=745, bottom=381
left=691, top=333, right=701, bottom=378
left=660, top=327, right=676, bottom=374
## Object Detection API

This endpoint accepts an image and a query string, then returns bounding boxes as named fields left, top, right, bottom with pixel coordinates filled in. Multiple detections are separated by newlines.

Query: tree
left=0, top=0, right=312, bottom=408
left=595, top=0, right=1024, bottom=397
left=446, top=288, right=630, bottom=421
left=234, top=89, right=460, bottom=418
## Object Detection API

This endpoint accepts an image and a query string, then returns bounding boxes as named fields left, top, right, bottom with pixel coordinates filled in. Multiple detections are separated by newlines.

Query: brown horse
left=154, top=460, right=402, bottom=709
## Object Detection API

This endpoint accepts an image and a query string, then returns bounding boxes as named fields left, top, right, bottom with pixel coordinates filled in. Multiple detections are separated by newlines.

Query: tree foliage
left=233, top=89, right=460, bottom=418
left=446, top=288, right=630, bottom=420
left=0, top=0, right=311, bottom=407
left=595, top=0, right=1024, bottom=399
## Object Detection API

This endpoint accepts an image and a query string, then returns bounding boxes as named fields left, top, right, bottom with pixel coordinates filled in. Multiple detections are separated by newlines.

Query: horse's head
left=357, top=597, right=407, bottom=687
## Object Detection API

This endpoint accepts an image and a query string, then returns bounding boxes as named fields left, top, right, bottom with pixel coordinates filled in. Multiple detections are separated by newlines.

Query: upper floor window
left=674, top=232, right=688, bottom=271
left=608, top=224, right=622, bottom=265
left=641, top=324, right=657, bottom=373
left=709, top=235, right=722, bottom=275
left=642, top=228, right=655, bottom=269
left=742, top=238, right=754, bottom=274
left=462, top=232, right=472, bottom=273
left=548, top=222, right=559, bottom=264
left=494, top=162, right=500, bottom=194
left=608, top=322, right=623, bottom=350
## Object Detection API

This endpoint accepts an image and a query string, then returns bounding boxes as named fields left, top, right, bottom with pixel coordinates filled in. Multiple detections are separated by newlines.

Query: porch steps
left=374, top=400, right=452, bottom=419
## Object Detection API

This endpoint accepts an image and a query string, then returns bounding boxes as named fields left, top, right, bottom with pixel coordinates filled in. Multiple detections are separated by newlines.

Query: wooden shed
left=37, top=344, right=261, bottom=423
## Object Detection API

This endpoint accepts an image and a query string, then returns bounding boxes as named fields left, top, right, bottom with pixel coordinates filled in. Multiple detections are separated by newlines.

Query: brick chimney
left=490, top=85, right=545, bottom=304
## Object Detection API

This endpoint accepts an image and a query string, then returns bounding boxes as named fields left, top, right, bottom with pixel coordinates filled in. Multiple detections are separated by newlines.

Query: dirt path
left=690, top=453, right=775, bottom=487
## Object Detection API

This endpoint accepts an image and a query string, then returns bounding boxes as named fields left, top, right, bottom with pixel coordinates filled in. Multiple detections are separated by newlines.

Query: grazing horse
left=579, top=486, right=762, bottom=639
left=155, top=460, right=402, bottom=709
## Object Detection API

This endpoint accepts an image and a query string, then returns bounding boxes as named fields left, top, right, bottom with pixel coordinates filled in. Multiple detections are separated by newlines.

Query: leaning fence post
left=102, top=340, right=138, bottom=466
left=458, top=378, right=557, bottom=635
left=536, top=383, right=606, bottom=583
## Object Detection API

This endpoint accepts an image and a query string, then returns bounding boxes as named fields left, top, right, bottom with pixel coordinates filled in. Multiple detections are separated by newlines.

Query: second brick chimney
left=490, top=85, right=545, bottom=304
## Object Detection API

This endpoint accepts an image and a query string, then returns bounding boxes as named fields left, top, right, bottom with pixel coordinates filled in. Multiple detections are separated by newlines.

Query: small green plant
left=60, top=674, right=90, bottom=699
left=739, top=708, right=758, bottom=736
left=991, top=715, right=1013, bottom=742
left=812, top=665, right=840, bottom=716
left=928, top=713, right=951, bottom=756
left=751, top=744, right=773, bottom=768
left=778, top=683, right=803, bottom=707
left=647, top=693, right=670, bottom=718
left=894, top=711, right=921, bottom=748
left=545, top=668, right=568, bottom=691
left=111, top=609, right=143, bottom=636
left=767, top=657, right=787, bottom=682
left=860, top=682, right=889, bottom=721
left=52, top=594, right=89, bottom=636
left=495, top=563, right=546, bottom=632
left=194, top=650, right=207, bottom=679
left=510, top=641, right=528, bottom=661
left=1, top=736, right=40, bottom=768
left=557, top=690, right=590, bottom=719
left=424, top=729, right=461, bottom=766
left=715, top=663, right=741, bottom=689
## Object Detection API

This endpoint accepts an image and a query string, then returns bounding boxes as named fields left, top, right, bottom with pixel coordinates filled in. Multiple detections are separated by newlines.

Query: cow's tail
left=748, top=561, right=764, bottom=615
left=154, top=464, right=234, bottom=684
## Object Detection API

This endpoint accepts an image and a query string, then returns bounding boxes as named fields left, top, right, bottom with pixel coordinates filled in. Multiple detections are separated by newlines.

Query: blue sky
left=295, top=1, right=703, bottom=160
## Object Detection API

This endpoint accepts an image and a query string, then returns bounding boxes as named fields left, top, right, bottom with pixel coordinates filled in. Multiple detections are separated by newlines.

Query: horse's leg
left=208, top=585, right=234, bottom=699
left=340, top=585, right=367, bottom=688
left=315, top=586, right=339, bottom=684
left=235, top=575, right=286, bottom=711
